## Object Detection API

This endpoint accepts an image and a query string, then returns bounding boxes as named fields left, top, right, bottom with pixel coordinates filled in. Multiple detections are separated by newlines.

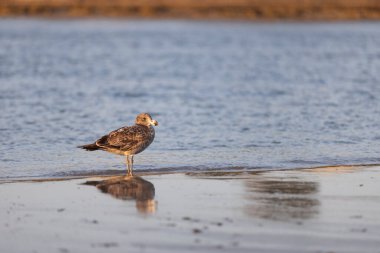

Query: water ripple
left=0, top=20, right=379, bottom=179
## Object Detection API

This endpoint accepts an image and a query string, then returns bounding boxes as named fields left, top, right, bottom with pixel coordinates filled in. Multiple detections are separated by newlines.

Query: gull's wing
left=96, top=125, right=147, bottom=151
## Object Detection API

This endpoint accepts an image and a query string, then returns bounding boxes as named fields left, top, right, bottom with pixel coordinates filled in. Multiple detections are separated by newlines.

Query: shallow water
left=0, top=19, right=379, bottom=179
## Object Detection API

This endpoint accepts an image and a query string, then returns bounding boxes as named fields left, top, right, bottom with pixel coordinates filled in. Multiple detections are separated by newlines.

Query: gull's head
left=135, top=113, right=158, bottom=127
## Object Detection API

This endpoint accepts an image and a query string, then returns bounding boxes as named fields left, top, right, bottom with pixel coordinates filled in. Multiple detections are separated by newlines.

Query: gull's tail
left=77, top=143, right=99, bottom=151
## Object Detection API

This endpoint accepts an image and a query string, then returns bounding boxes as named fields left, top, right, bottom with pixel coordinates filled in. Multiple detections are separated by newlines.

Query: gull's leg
left=126, top=155, right=132, bottom=177
left=126, top=155, right=134, bottom=177
left=130, top=156, right=134, bottom=177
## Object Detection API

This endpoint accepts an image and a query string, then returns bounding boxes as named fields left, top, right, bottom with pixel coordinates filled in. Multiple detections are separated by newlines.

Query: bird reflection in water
left=244, top=174, right=320, bottom=221
left=85, top=176, right=156, bottom=214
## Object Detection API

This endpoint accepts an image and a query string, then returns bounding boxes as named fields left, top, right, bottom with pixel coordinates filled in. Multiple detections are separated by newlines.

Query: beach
left=1, top=165, right=380, bottom=253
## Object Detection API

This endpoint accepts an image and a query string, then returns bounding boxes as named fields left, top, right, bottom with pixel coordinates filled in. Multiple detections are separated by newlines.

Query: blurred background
left=1, top=0, right=380, bottom=19
left=0, top=1, right=380, bottom=179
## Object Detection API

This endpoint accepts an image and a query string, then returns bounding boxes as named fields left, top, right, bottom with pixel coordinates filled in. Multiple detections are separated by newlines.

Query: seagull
left=78, top=113, right=158, bottom=177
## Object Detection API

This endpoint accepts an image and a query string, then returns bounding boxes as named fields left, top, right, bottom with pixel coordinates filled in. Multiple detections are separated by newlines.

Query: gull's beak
left=151, top=120, right=158, bottom=126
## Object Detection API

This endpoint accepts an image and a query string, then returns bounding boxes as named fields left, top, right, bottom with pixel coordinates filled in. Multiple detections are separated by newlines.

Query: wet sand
left=1, top=0, right=380, bottom=20
left=1, top=166, right=380, bottom=253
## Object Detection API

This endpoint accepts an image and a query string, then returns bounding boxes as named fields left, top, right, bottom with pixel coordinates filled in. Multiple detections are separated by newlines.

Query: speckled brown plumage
left=78, top=113, right=158, bottom=177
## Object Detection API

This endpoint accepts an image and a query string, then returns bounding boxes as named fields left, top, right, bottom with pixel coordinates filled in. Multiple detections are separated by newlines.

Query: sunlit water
left=0, top=19, right=379, bottom=179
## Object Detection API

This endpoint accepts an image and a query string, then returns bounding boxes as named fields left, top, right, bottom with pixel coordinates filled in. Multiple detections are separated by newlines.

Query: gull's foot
left=124, top=173, right=133, bottom=179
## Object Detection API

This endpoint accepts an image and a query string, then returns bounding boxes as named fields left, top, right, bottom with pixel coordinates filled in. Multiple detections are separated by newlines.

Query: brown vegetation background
left=1, top=0, right=380, bottom=20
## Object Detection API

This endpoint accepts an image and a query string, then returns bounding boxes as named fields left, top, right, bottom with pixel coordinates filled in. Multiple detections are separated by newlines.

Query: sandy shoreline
left=1, top=166, right=380, bottom=253
left=1, top=0, right=380, bottom=20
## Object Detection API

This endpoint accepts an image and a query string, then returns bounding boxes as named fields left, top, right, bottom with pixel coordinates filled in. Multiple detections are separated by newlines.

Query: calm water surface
left=0, top=19, right=379, bottom=179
